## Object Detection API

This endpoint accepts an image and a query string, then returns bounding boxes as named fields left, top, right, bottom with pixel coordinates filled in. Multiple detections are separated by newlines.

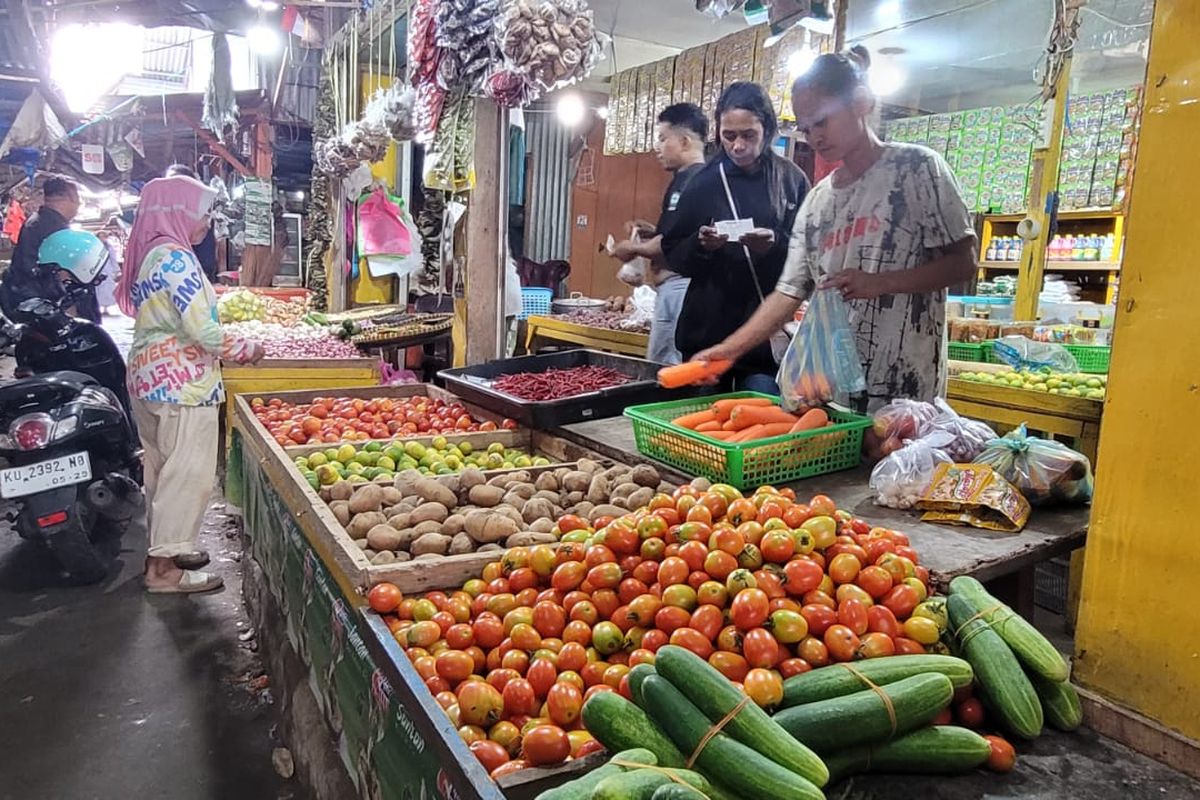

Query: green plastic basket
left=624, top=392, right=872, bottom=490
left=947, top=341, right=992, bottom=363
left=1063, top=344, right=1110, bottom=374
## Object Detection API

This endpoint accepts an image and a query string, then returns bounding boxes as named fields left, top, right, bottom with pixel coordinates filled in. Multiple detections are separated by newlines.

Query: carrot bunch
left=670, top=397, right=831, bottom=444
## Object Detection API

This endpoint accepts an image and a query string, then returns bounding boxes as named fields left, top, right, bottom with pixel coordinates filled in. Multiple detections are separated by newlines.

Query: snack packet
left=917, top=463, right=1032, bottom=533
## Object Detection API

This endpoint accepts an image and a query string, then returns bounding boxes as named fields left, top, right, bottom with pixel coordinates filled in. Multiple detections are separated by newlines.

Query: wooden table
left=524, top=315, right=649, bottom=357
left=555, top=416, right=1089, bottom=611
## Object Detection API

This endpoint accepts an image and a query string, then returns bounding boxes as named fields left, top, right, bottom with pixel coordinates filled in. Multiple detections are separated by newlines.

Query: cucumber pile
left=947, top=576, right=1083, bottom=739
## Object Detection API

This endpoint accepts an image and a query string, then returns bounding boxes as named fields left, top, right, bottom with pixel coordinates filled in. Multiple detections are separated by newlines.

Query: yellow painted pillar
left=1073, top=0, right=1200, bottom=740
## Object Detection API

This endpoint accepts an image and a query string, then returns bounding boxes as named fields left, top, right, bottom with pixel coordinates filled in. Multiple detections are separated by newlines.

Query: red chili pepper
left=492, top=366, right=632, bottom=401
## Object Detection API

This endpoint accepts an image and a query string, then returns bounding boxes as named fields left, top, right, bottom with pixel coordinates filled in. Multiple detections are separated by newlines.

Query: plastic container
left=519, top=287, right=553, bottom=320
left=437, top=349, right=695, bottom=428
left=624, top=392, right=872, bottom=489
left=949, top=295, right=1015, bottom=322
left=1063, top=344, right=1111, bottom=374
left=947, top=341, right=992, bottom=363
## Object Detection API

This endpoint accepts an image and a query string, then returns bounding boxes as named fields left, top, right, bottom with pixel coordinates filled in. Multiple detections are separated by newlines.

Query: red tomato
left=866, top=605, right=902, bottom=639
left=586, top=563, right=623, bottom=590
left=602, top=663, right=630, bottom=689
left=532, top=602, right=567, bottom=638
left=730, top=588, right=770, bottom=630
left=823, top=624, right=861, bottom=662
left=502, top=650, right=530, bottom=675
left=445, top=623, right=474, bottom=650
left=716, top=625, right=743, bottom=654
left=641, top=629, right=669, bottom=652
left=562, top=620, right=592, bottom=646
left=956, top=697, right=985, bottom=729
left=523, top=725, right=571, bottom=766
left=743, top=668, right=784, bottom=709
left=703, top=550, right=738, bottom=580
left=658, top=557, right=689, bottom=586
left=696, top=580, right=729, bottom=607
left=856, top=565, right=894, bottom=599
left=779, top=657, right=812, bottom=678
left=367, top=582, right=403, bottom=614
left=435, top=650, right=475, bottom=683
left=526, top=658, right=558, bottom=698
left=556, top=642, right=587, bottom=673
left=551, top=562, right=586, bottom=592
left=760, top=530, right=795, bottom=563
left=633, top=559, right=660, bottom=584
left=654, top=605, right=692, bottom=634
left=742, top=628, right=781, bottom=668
left=690, top=604, right=724, bottom=641
left=837, top=598, right=870, bottom=636
left=677, top=521, right=711, bottom=544
left=882, top=584, right=920, bottom=618
left=800, top=604, right=838, bottom=638
left=797, top=636, right=830, bottom=667
left=486, top=668, right=520, bottom=693
left=502, top=678, right=539, bottom=717
left=708, top=651, right=750, bottom=682
left=893, top=636, right=926, bottom=655
left=592, top=590, right=620, bottom=620
left=783, top=559, right=825, bottom=595
left=726, top=498, right=758, bottom=526
left=933, top=707, right=954, bottom=726
left=753, top=569, right=786, bottom=600
left=457, top=681, right=504, bottom=728
left=669, top=627, right=715, bottom=659
left=828, top=553, right=862, bottom=585
left=983, top=735, right=1016, bottom=773
left=606, top=524, right=640, bottom=555
left=856, top=631, right=896, bottom=659
left=618, top=578, right=648, bottom=605
left=546, top=682, right=583, bottom=726
left=470, top=739, right=510, bottom=773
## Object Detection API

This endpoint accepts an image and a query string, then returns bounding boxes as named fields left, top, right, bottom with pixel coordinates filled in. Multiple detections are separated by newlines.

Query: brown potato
left=411, top=533, right=451, bottom=556
left=348, top=484, right=384, bottom=515
left=330, top=501, right=351, bottom=527
left=458, top=467, right=486, bottom=490
left=468, top=484, right=505, bottom=507
left=366, top=524, right=403, bottom=551
left=410, top=502, right=449, bottom=524
left=630, top=464, right=661, bottom=488
left=329, top=481, right=355, bottom=502
left=442, top=514, right=467, bottom=536
left=347, top=511, right=387, bottom=538
left=415, top=479, right=457, bottom=508
left=449, top=533, right=474, bottom=555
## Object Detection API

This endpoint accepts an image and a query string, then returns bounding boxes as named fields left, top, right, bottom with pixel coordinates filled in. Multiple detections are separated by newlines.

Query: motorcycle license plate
left=0, top=452, right=92, bottom=499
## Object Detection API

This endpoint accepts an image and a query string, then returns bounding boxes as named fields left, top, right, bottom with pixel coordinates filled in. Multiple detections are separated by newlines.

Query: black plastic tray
left=437, top=349, right=696, bottom=428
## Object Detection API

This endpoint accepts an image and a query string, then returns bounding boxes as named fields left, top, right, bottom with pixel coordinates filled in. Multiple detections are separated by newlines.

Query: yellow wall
left=1073, top=0, right=1200, bottom=740
left=347, top=72, right=398, bottom=306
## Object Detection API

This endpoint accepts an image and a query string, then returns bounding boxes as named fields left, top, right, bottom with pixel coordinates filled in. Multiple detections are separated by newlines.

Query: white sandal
left=146, top=569, right=224, bottom=594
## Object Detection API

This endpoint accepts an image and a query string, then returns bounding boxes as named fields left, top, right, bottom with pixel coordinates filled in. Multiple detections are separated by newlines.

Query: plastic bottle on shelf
left=1100, top=233, right=1116, bottom=263
left=1069, top=235, right=1083, bottom=261
left=1009, top=237, right=1022, bottom=261
left=1048, top=235, right=1062, bottom=261
left=986, top=237, right=998, bottom=261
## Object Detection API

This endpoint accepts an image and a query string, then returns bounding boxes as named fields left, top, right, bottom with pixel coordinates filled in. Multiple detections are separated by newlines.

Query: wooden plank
left=466, top=98, right=504, bottom=364
left=947, top=378, right=1102, bottom=422
left=283, top=428, right=528, bottom=459
left=1077, top=687, right=1200, bottom=782
left=525, top=316, right=649, bottom=357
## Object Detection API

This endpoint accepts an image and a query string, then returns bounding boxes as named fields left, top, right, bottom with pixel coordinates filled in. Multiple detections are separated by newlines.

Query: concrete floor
left=0, top=498, right=307, bottom=800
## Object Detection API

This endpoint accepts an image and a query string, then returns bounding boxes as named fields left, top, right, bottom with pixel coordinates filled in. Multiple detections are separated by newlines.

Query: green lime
left=431, top=435, right=448, bottom=451
left=458, top=441, right=473, bottom=456
left=404, top=441, right=427, bottom=460
left=364, top=441, right=382, bottom=453
left=377, top=456, right=396, bottom=471
left=487, top=442, right=505, bottom=455
left=307, top=452, right=328, bottom=468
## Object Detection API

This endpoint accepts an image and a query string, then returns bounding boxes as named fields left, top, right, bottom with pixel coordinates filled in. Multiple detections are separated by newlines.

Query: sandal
left=173, top=551, right=211, bottom=570
left=146, top=570, right=224, bottom=594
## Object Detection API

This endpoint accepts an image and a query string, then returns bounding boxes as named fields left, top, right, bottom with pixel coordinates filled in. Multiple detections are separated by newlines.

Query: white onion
left=224, top=321, right=362, bottom=359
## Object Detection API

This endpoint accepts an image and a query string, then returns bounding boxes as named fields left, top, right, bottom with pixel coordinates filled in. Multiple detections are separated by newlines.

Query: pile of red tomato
left=250, top=394, right=519, bottom=448
left=367, top=484, right=944, bottom=779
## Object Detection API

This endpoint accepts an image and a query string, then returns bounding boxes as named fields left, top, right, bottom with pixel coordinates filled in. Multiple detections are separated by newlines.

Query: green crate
left=624, top=392, right=871, bottom=490
left=947, top=341, right=992, bottom=363
left=1063, top=344, right=1110, bottom=374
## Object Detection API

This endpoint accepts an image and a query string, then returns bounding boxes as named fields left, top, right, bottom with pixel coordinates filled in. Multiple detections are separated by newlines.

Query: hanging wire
left=389, top=0, right=396, bottom=79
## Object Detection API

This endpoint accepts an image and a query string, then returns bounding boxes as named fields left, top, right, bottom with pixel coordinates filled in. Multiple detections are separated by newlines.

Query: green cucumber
left=780, top=654, right=974, bottom=707
left=1030, top=673, right=1083, bottom=731
left=592, top=765, right=709, bottom=800
left=533, top=749, right=657, bottom=800
left=655, top=645, right=827, bottom=787
left=640, top=674, right=824, bottom=800
left=581, top=690, right=687, bottom=768
left=947, top=593, right=1043, bottom=739
left=628, top=663, right=657, bottom=707
left=949, top=576, right=1069, bottom=682
left=822, top=726, right=991, bottom=783
left=773, top=673, right=953, bottom=753
left=650, top=784, right=710, bottom=800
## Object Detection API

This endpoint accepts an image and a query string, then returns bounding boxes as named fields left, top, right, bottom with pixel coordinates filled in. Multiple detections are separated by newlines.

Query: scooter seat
left=0, top=371, right=99, bottom=413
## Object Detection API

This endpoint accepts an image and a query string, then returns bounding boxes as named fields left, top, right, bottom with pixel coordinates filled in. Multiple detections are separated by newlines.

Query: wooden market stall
left=524, top=315, right=649, bottom=358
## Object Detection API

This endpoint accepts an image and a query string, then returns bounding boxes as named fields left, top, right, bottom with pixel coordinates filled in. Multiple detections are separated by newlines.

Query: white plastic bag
left=870, top=436, right=954, bottom=509
left=776, top=288, right=866, bottom=412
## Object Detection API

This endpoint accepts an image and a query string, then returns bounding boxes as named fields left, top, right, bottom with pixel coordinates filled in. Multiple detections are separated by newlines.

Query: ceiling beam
left=172, top=111, right=252, bottom=176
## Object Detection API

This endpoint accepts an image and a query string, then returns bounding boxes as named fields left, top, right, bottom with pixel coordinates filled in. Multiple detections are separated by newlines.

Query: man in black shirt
left=1, top=175, right=83, bottom=320
left=610, top=103, right=708, bottom=364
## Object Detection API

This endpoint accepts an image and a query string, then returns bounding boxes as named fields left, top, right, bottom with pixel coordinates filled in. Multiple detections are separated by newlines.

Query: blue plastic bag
left=776, top=288, right=866, bottom=412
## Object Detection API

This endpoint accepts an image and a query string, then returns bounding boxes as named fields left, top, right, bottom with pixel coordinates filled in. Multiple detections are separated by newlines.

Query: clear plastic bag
left=975, top=424, right=1094, bottom=507
left=776, top=288, right=866, bottom=412
left=919, top=398, right=996, bottom=462
left=991, top=335, right=1080, bottom=373
left=870, top=437, right=954, bottom=509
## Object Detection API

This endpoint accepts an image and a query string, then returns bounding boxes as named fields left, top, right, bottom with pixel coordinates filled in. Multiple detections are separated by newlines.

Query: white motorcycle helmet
left=37, top=229, right=108, bottom=285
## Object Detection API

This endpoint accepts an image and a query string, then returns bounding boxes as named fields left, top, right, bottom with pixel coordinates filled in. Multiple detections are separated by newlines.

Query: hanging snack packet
left=917, top=463, right=1031, bottom=533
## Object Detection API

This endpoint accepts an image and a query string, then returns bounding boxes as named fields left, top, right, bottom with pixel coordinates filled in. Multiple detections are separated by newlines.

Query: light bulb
left=788, top=48, right=817, bottom=78
left=556, top=94, right=586, bottom=128
left=247, top=24, right=281, bottom=54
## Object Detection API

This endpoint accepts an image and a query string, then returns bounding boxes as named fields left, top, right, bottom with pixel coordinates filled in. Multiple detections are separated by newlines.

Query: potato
left=625, top=487, right=655, bottom=511
left=449, top=533, right=474, bottom=555
left=690, top=476, right=712, bottom=492
left=330, top=501, right=351, bottom=527
left=631, top=464, right=661, bottom=488
left=412, top=520, right=444, bottom=537
left=443, top=514, right=467, bottom=536
left=373, top=474, right=393, bottom=485
left=502, top=491, right=525, bottom=508
left=611, top=482, right=638, bottom=502
left=522, top=497, right=555, bottom=524
left=553, top=467, right=572, bottom=483
left=464, top=511, right=519, bottom=544
left=468, top=484, right=505, bottom=507
left=387, top=512, right=411, bottom=530
left=391, top=528, right=420, bottom=551
left=410, top=502, right=449, bottom=525
left=570, top=501, right=595, bottom=519
left=459, top=467, right=486, bottom=490
left=371, top=550, right=397, bottom=565
left=413, top=553, right=443, bottom=561
left=393, top=551, right=412, bottom=563
left=534, top=472, right=559, bottom=492
left=529, top=518, right=556, bottom=534
left=478, top=544, right=502, bottom=552
left=532, top=490, right=560, bottom=504
left=564, top=491, right=584, bottom=506
left=576, top=457, right=601, bottom=475
left=362, top=549, right=376, bottom=559
left=586, top=475, right=611, bottom=505
left=495, top=506, right=525, bottom=528
left=329, top=481, right=355, bottom=502
left=347, top=511, right=387, bottom=538
left=401, top=495, right=423, bottom=508
left=588, top=504, right=626, bottom=523
left=381, top=487, right=404, bottom=506
left=367, top=524, right=403, bottom=551
left=599, top=465, right=629, bottom=483
left=507, top=483, right=535, bottom=501
left=349, top=484, right=384, bottom=515
left=657, top=481, right=676, bottom=495
left=486, top=474, right=516, bottom=488
left=353, top=538, right=369, bottom=551
left=319, top=487, right=333, bottom=503
left=561, top=471, right=591, bottom=493
left=385, top=507, right=409, bottom=523
left=412, top=479, right=455, bottom=509
left=440, top=475, right=461, bottom=495
left=506, top=532, right=558, bottom=548
left=393, top=469, right=424, bottom=496
left=411, top=533, right=451, bottom=556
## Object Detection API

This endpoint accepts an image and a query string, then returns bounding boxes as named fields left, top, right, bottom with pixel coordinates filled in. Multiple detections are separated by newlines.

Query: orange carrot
left=695, top=420, right=722, bottom=432
left=702, top=430, right=737, bottom=441
left=789, top=408, right=830, bottom=433
left=722, top=419, right=739, bottom=431
left=740, top=421, right=797, bottom=441
left=672, top=409, right=718, bottom=429
left=712, top=397, right=775, bottom=421
left=728, top=404, right=800, bottom=430
left=729, top=424, right=766, bottom=443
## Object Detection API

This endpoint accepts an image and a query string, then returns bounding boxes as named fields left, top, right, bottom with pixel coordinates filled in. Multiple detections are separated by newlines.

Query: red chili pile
left=492, top=366, right=633, bottom=401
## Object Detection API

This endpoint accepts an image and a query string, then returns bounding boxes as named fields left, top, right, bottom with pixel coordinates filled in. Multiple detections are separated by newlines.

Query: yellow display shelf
left=524, top=315, right=649, bottom=358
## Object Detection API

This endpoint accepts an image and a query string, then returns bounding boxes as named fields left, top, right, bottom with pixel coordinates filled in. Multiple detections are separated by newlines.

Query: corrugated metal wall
left=524, top=109, right=573, bottom=262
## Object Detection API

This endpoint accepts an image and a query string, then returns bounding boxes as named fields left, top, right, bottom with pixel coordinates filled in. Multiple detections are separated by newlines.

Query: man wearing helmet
left=1, top=175, right=101, bottom=322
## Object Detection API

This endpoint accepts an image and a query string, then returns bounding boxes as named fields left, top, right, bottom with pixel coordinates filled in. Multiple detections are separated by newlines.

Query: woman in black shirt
left=662, top=82, right=810, bottom=392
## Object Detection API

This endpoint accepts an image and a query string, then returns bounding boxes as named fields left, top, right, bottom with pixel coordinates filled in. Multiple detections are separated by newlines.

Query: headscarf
left=118, top=175, right=217, bottom=316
